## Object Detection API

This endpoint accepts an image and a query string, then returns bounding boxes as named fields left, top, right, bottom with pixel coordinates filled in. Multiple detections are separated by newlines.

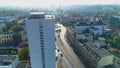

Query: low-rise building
left=0, top=32, right=22, bottom=47
left=74, top=21, right=107, bottom=35
left=0, top=55, right=19, bottom=68
left=0, top=17, right=14, bottom=23
left=0, top=32, right=14, bottom=43
left=0, top=47, right=18, bottom=55
left=76, top=33, right=93, bottom=42
left=66, top=29, right=113, bottom=68
left=82, top=42, right=113, bottom=68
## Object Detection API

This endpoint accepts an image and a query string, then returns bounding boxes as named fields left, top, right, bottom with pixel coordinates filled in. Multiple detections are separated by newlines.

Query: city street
left=56, top=23, right=85, bottom=68
left=56, top=46, right=73, bottom=68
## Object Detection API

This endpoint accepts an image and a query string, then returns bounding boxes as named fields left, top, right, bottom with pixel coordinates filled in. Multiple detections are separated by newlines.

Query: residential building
left=66, top=29, right=113, bottom=68
left=74, top=21, right=107, bottom=36
left=26, top=12, right=55, bottom=68
left=0, top=32, right=14, bottom=43
left=0, top=55, right=19, bottom=68
left=0, top=47, right=18, bottom=55
left=0, top=32, right=21, bottom=47
left=0, top=17, right=14, bottom=23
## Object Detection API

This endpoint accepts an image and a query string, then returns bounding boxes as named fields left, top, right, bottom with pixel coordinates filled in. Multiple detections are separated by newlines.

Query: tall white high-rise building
left=26, top=12, right=55, bottom=68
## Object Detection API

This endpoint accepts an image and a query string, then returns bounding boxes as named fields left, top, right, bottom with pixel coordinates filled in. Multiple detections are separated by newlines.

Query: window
left=40, top=32, right=43, bottom=34
left=40, top=25, right=42, bottom=27
left=40, top=37, right=43, bottom=39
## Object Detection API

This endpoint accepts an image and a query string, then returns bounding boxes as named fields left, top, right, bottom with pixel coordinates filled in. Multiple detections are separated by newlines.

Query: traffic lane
left=56, top=46, right=73, bottom=68
left=58, top=24, right=85, bottom=68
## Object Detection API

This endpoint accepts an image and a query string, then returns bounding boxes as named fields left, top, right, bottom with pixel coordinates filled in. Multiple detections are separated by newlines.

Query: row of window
left=39, top=24, right=45, bottom=68
left=0, top=35, right=13, bottom=39
left=0, top=39, right=13, bottom=42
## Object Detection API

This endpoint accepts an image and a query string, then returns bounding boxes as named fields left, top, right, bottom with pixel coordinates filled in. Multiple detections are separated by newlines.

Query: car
left=60, top=53, right=63, bottom=57
left=56, top=56, right=58, bottom=61
left=57, top=49, right=59, bottom=52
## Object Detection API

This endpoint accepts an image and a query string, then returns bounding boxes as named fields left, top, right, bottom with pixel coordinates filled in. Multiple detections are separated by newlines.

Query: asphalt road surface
left=56, top=23, right=85, bottom=68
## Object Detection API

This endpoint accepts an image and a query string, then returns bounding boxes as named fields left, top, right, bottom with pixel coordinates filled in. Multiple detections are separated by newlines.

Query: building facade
left=0, top=32, right=13, bottom=43
left=74, top=21, right=107, bottom=36
left=66, top=29, right=113, bottom=68
left=0, top=32, right=21, bottom=47
left=26, top=12, right=55, bottom=68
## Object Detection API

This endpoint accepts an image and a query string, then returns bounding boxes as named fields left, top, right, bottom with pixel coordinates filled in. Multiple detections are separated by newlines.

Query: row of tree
left=2, top=20, right=24, bottom=32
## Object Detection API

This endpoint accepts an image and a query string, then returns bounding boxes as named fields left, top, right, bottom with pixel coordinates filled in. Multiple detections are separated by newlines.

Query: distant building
left=0, top=17, right=14, bottom=23
left=81, top=42, right=113, bottom=68
left=66, top=29, right=113, bottom=68
left=0, top=32, right=21, bottom=47
left=0, top=47, right=18, bottom=55
left=26, top=12, right=56, bottom=68
left=0, top=22, right=6, bottom=32
left=76, top=33, right=93, bottom=42
left=74, top=21, right=107, bottom=36
left=0, top=32, right=14, bottom=43
left=0, top=55, right=19, bottom=68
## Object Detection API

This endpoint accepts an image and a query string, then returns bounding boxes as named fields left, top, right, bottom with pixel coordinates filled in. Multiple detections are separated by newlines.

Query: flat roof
left=30, top=12, right=45, bottom=15
left=17, top=61, right=31, bottom=68
left=28, top=12, right=54, bottom=19
left=0, top=55, right=16, bottom=65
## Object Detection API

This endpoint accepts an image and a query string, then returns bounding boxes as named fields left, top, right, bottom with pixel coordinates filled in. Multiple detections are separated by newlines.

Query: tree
left=12, top=26, right=24, bottom=32
left=12, top=34, right=22, bottom=41
left=112, top=36, right=120, bottom=49
left=18, top=47, right=30, bottom=61
left=117, top=11, right=120, bottom=16
left=2, top=27, right=8, bottom=32
left=108, top=34, right=120, bottom=49
left=12, top=20, right=22, bottom=26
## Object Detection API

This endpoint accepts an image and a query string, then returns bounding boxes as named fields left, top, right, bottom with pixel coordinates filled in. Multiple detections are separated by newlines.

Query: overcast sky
left=0, top=0, right=120, bottom=8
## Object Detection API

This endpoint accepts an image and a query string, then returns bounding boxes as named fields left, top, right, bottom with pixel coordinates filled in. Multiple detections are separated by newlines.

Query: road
left=56, top=23, right=85, bottom=68
left=56, top=46, right=73, bottom=68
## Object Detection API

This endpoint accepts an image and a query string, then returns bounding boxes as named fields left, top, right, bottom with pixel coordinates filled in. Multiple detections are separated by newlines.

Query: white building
left=0, top=32, right=14, bottom=43
left=0, top=55, right=19, bottom=68
left=26, top=12, right=55, bottom=68
left=74, top=21, right=107, bottom=35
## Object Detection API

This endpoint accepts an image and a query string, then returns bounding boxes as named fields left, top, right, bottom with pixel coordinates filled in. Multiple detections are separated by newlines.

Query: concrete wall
left=26, top=19, right=43, bottom=68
